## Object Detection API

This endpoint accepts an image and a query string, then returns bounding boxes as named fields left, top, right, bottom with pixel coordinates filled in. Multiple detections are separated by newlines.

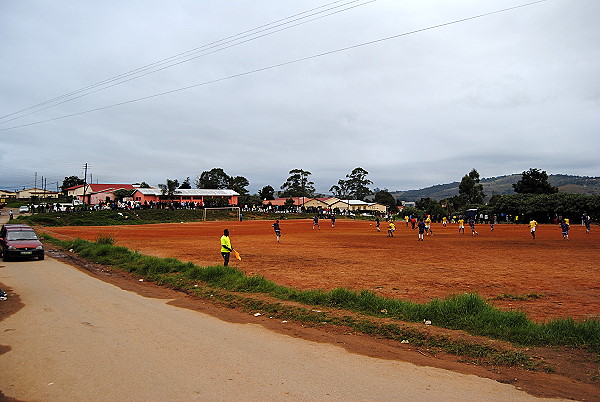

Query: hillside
left=391, top=174, right=600, bottom=202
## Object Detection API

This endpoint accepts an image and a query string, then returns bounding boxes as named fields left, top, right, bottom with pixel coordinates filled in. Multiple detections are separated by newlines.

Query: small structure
left=132, top=188, right=239, bottom=206
left=16, top=187, right=59, bottom=200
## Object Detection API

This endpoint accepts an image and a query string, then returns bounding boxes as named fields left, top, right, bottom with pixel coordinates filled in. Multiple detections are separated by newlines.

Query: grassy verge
left=46, top=234, right=600, bottom=362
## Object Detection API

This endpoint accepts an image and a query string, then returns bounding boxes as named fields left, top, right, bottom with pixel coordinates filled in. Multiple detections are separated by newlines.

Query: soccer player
left=272, top=220, right=282, bottom=242
left=442, top=216, right=447, bottom=228
left=425, top=215, right=433, bottom=236
left=560, top=219, right=570, bottom=240
left=529, top=219, right=538, bottom=239
left=469, top=218, right=478, bottom=236
left=490, top=215, right=496, bottom=231
left=331, top=214, right=336, bottom=227
left=375, top=217, right=381, bottom=232
left=417, top=218, right=426, bottom=241
left=458, top=217, right=465, bottom=234
left=583, top=215, right=591, bottom=234
left=387, top=221, right=396, bottom=237
left=312, top=215, right=320, bottom=230
left=220, top=229, right=234, bottom=266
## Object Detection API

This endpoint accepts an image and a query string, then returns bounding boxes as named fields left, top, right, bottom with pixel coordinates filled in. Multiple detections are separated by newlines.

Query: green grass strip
left=46, top=235, right=600, bottom=355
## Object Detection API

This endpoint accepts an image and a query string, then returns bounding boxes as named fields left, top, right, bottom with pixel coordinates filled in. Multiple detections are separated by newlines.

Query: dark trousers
left=221, top=252, right=230, bottom=266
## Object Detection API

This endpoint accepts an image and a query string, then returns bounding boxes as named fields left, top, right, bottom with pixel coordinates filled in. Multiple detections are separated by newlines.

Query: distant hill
left=391, top=174, right=600, bottom=202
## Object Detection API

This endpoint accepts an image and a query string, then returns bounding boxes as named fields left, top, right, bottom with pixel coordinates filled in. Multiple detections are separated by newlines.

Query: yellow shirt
left=529, top=220, right=538, bottom=229
left=220, top=235, right=232, bottom=253
left=564, top=218, right=570, bottom=225
left=425, top=218, right=431, bottom=225
left=458, top=219, right=464, bottom=226
left=389, top=222, right=396, bottom=230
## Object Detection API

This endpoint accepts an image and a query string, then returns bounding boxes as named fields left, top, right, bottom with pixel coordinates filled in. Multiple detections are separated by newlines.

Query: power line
left=0, top=0, right=550, bottom=133
left=0, top=0, right=374, bottom=124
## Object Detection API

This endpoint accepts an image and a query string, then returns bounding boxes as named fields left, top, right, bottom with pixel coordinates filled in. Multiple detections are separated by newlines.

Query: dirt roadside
left=2, top=243, right=593, bottom=401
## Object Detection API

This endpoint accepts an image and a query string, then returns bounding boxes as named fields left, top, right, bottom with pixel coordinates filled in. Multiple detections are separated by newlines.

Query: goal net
left=202, top=206, right=241, bottom=221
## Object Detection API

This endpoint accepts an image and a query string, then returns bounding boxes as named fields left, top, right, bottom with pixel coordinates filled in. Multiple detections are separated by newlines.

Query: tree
left=61, top=176, right=85, bottom=193
left=458, top=168, right=485, bottom=205
left=513, top=168, right=558, bottom=194
left=258, top=185, right=275, bottom=200
left=331, top=167, right=373, bottom=200
left=113, top=189, right=135, bottom=201
left=158, top=179, right=179, bottom=200
left=179, top=177, right=192, bottom=189
left=138, top=182, right=151, bottom=188
left=374, top=189, right=397, bottom=211
left=280, top=169, right=315, bottom=197
left=346, top=167, right=373, bottom=201
left=195, top=168, right=230, bottom=189
left=329, top=179, right=351, bottom=199
left=229, top=176, right=249, bottom=196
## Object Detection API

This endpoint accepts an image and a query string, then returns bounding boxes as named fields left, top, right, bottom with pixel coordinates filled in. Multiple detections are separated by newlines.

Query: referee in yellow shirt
left=220, top=229, right=234, bottom=266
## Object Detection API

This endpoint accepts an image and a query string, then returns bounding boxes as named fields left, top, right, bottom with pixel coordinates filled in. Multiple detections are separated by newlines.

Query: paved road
left=0, top=229, right=561, bottom=400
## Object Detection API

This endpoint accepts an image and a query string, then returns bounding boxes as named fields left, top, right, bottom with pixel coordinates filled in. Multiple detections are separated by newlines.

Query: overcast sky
left=1, top=0, right=599, bottom=194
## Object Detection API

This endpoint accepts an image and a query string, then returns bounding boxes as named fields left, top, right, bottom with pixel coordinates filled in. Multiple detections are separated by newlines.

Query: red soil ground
left=46, top=219, right=599, bottom=322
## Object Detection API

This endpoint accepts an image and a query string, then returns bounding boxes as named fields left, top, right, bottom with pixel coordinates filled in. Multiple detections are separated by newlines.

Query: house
left=0, top=190, right=16, bottom=201
left=262, top=197, right=307, bottom=206
left=261, top=197, right=336, bottom=209
left=329, top=199, right=388, bottom=214
left=365, top=202, right=388, bottom=214
left=65, top=183, right=137, bottom=200
left=16, top=187, right=59, bottom=200
left=132, top=188, right=239, bottom=206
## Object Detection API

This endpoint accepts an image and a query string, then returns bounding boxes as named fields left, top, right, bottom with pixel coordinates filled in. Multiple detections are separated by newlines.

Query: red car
left=0, top=224, right=45, bottom=261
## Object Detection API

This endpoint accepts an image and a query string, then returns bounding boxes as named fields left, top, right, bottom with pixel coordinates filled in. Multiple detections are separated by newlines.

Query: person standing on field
left=560, top=219, right=570, bottom=240
left=458, top=217, right=465, bottom=234
left=312, top=215, right=320, bottom=230
left=375, top=217, right=381, bottom=232
left=469, top=218, right=478, bottom=236
left=272, top=220, right=282, bottom=242
left=529, top=219, right=538, bottom=239
left=583, top=215, right=591, bottom=234
left=387, top=221, right=396, bottom=237
left=220, top=229, right=234, bottom=266
left=425, top=215, right=433, bottom=236
left=417, top=218, right=426, bottom=241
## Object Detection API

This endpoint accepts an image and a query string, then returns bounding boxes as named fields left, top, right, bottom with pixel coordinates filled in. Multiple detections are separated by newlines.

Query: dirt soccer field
left=46, top=219, right=599, bottom=322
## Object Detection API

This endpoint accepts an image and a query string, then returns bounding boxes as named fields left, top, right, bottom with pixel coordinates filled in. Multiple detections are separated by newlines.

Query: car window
left=6, top=231, right=38, bottom=241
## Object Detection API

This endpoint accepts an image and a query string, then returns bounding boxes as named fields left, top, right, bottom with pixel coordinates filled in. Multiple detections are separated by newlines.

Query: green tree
left=229, top=176, right=249, bottom=196
left=113, top=189, right=135, bottom=201
left=329, top=179, right=351, bottom=199
left=158, top=179, right=179, bottom=200
left=346, top=167, right=373, bottom=200
left=331, top=167, right=372, bottom=200
left=258, top=185, right=275, bottom=200
left=195, top=168, right=230, bottom=189
left=459, top=168, right=485, bottom=205
left=138, top=182, right=151, bottom=188
left=374, top=189, right=397, bottom=212
left=61, top=176, right=85, bottom=193
left=179, top=177, right=192, bottom=189
left=280, top=169, right=314, bottom=197
left=513, top=168, right=558, bottom=194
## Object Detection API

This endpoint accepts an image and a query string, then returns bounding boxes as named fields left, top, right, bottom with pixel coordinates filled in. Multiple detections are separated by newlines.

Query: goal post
left=202, top=206, right=241, bottom=221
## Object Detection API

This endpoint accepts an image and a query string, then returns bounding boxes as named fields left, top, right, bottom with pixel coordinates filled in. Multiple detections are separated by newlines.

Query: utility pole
left=82, top=163, right=88, bottom=208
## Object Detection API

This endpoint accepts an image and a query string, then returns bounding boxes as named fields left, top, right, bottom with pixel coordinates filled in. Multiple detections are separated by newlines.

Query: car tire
left=39, top=254, right=45, bottom=260
left=2, top=251, right=9, bottom=262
